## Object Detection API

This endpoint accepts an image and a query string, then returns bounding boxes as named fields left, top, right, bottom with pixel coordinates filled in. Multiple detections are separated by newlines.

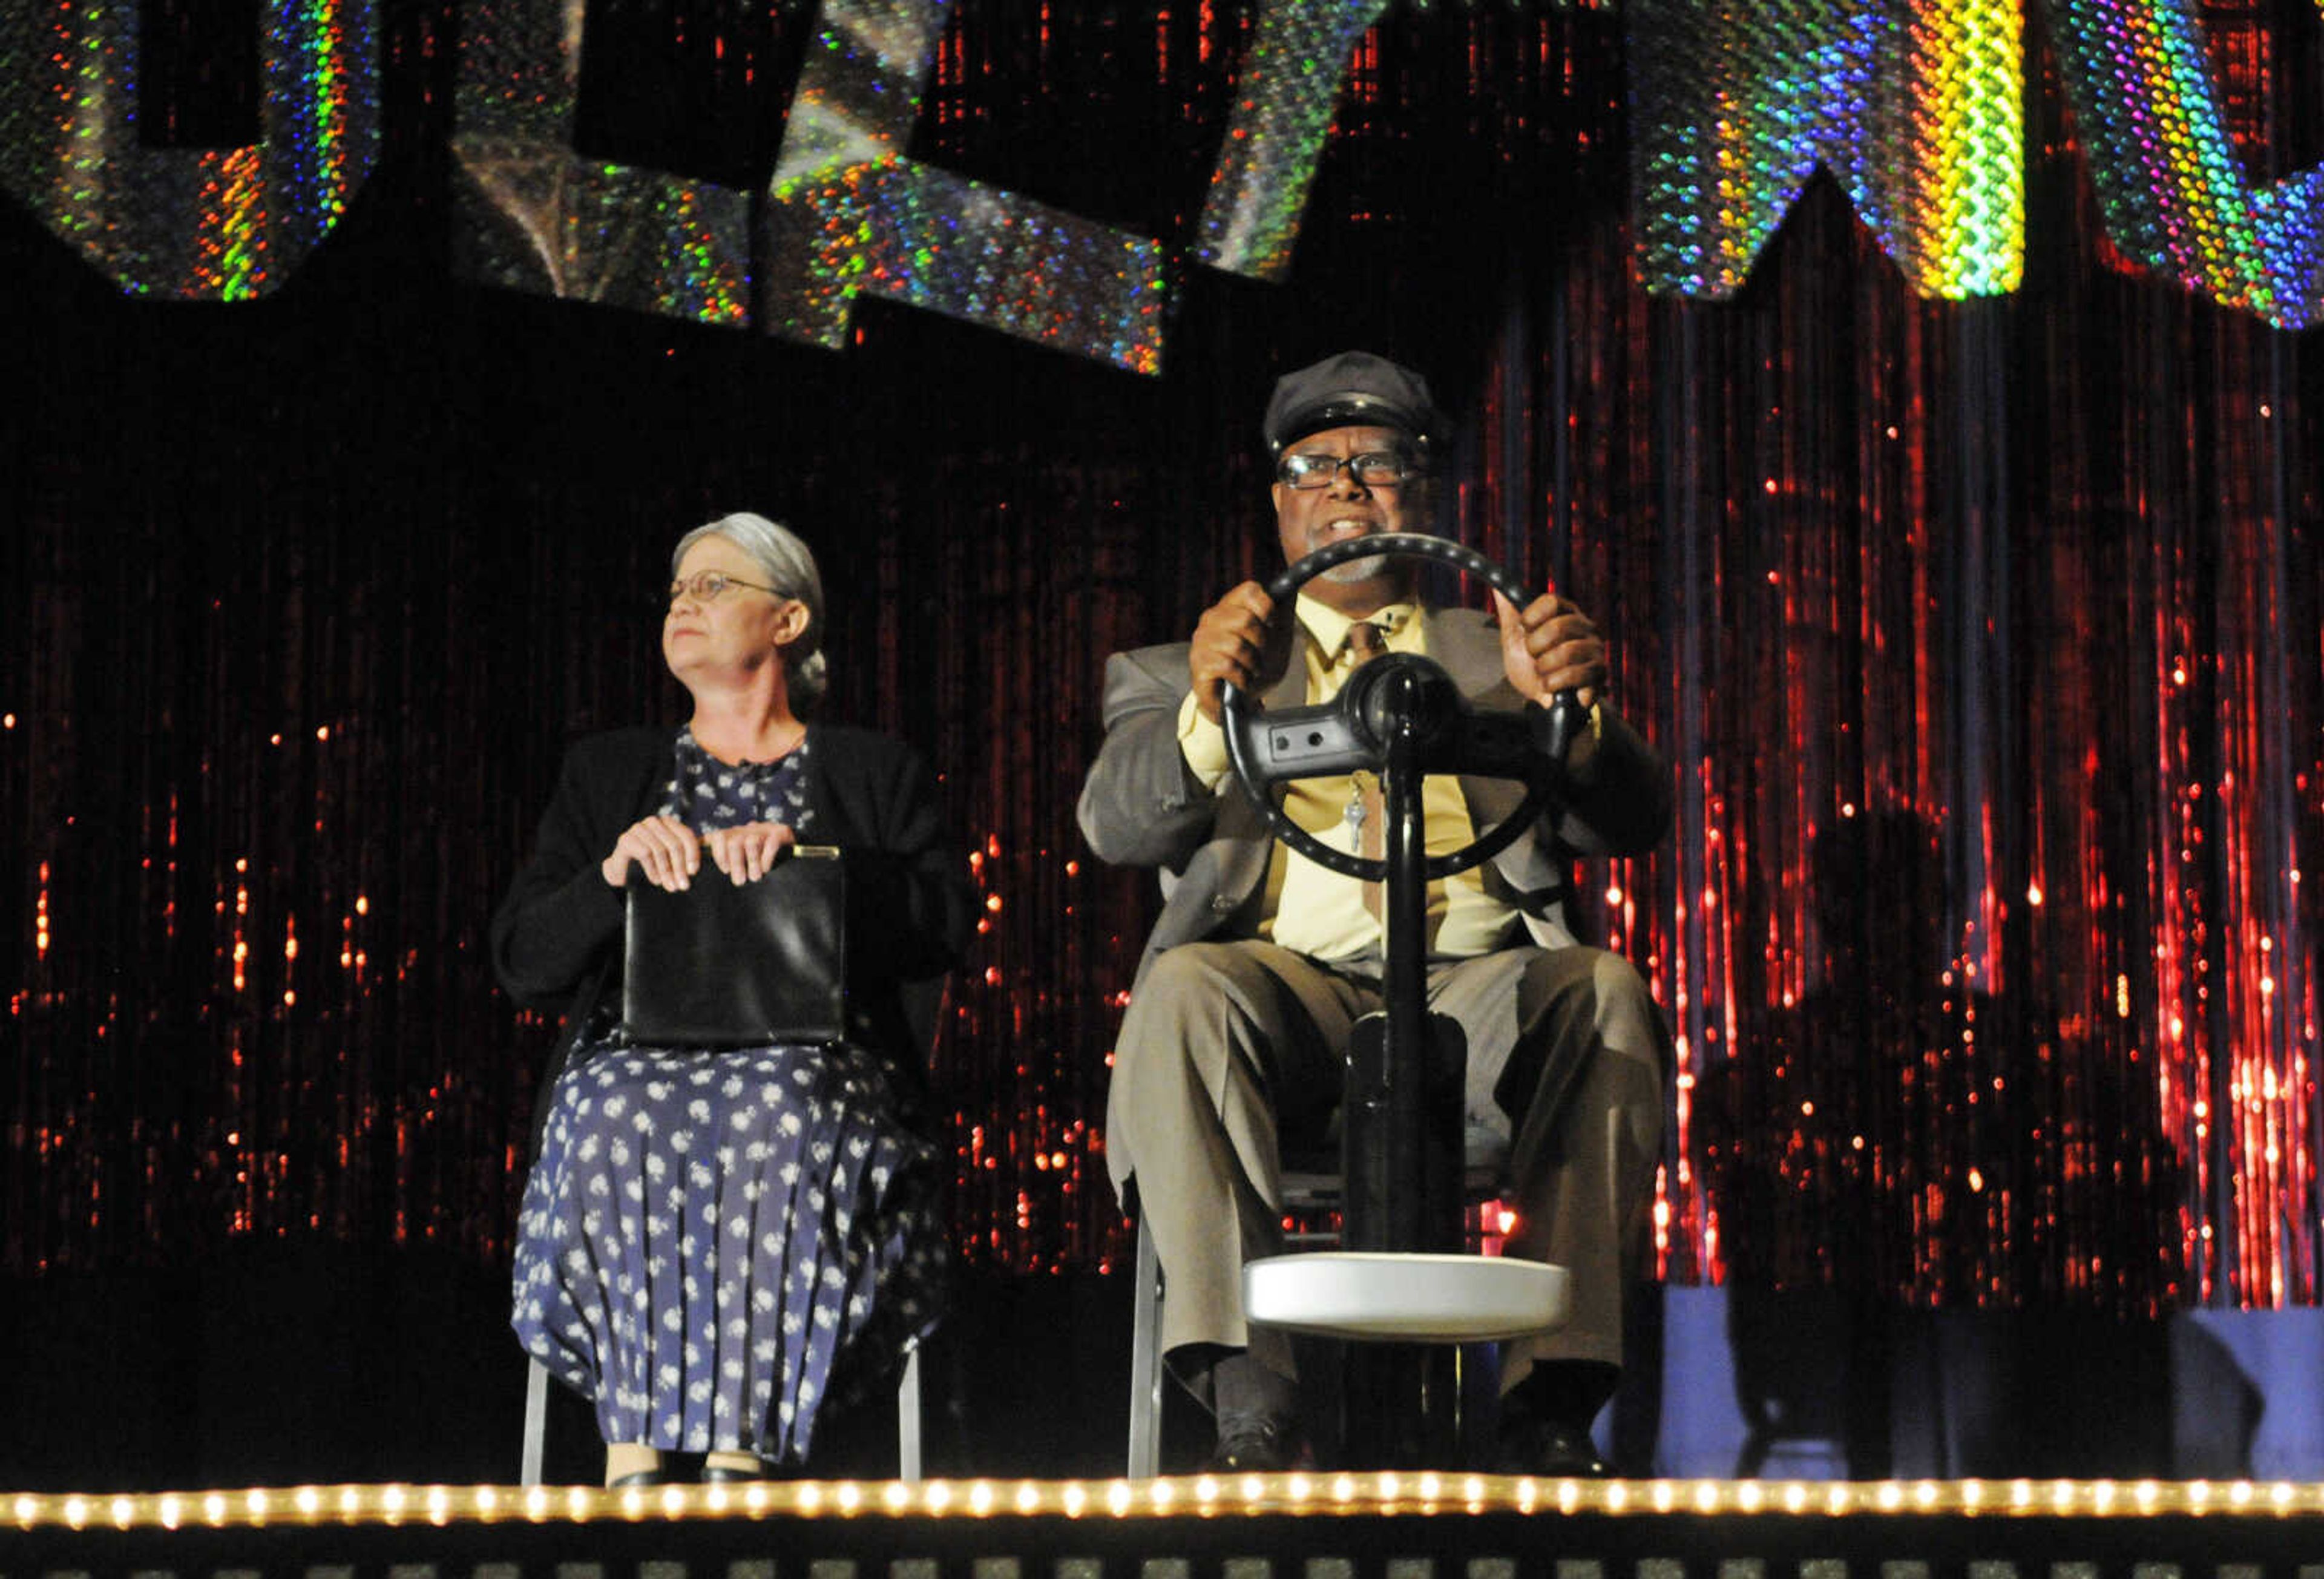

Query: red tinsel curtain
left=2, top=2, right=2318, bottom=1321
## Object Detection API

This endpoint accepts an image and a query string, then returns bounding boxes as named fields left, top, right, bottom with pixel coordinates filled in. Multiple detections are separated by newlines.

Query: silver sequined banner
left=1627, top=0, right=2022, bottom=300
left=2042, top=0, right=2324, bottom=330
left=763, top=0, right=1167, bottom=373
left=1193, top=0, right=1388, bottom=280
left=449, top=0, right=752, bottom=326
left=0, top=0, right=378, bottom=299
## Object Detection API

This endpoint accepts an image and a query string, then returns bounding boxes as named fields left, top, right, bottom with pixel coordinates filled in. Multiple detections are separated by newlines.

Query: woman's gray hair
left=672, top=513, right=829, bottom=711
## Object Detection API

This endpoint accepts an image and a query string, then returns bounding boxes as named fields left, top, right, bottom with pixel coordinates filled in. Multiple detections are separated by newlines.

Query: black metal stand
left=1338, top=665, right=1468, bottom=1468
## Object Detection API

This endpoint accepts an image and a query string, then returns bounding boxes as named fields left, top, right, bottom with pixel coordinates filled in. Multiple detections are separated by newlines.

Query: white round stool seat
left=1242, top=1252, right=1571, bottom=1342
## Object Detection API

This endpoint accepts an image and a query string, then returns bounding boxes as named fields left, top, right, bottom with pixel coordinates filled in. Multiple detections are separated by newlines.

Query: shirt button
left=1210, top=896, right=1238, bottom=912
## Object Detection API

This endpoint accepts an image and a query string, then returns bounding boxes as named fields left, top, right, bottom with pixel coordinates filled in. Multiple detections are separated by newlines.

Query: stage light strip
left=13, top=1477, right=2324, bottom=1531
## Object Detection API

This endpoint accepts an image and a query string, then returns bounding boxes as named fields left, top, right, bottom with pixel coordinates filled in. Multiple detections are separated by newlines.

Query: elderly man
left=1077, top=350, right=1673, bottom=1474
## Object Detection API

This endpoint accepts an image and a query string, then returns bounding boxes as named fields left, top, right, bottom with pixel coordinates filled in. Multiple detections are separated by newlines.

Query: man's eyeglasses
left=666, top=571, right=784, bottom=606
left=1275, top=450, right=1419, bottom=490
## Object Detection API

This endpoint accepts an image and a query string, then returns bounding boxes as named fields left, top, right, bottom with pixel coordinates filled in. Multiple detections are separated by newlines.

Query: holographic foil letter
left=0, top=0, right=378, bottom=299
left=1193, top=0, right=1391, bottom=280
left=765, top=0, right=1165, bottom=374
left=1629, top=0, right=2023, bottom=300
left=450, top=0, right=749, bottom=327
left=2044, top=0, right=2324, bottom=330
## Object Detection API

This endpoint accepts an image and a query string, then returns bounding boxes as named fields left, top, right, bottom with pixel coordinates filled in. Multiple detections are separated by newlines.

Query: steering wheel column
left=1348, top=661, right=1466, bottom=1262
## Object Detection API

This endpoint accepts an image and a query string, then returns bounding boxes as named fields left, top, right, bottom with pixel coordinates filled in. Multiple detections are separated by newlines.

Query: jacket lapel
left=1418, top=604, right=1523, bottom=822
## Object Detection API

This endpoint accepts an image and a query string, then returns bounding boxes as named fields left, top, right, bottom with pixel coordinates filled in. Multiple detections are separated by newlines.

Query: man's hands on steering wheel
left=1189, top=582, right=1296, bottom=724
left=1489, top=591, right=1606, bottom=711
left=1208, top=533, right=1594, bottom=884
left=1190, top=557, right=1608, bottom=723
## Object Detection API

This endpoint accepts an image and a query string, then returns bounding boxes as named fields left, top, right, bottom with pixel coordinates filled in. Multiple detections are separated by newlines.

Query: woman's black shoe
left=701, top=1461, right=772, bottom=1483
left=607, top=1469, right=666, bottom=1489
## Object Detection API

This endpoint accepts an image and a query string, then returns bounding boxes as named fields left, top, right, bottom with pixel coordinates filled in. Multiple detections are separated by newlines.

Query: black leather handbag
left=620, top=844, right=847, bottom=1046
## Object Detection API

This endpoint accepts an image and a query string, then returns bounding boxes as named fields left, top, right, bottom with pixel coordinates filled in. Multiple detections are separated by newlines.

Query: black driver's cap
left=1262, top=350, right=1442, bottom=455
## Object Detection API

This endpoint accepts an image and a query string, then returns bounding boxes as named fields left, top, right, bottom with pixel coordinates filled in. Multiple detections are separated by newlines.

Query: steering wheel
left=1218, top=532, right=1588, bottom=882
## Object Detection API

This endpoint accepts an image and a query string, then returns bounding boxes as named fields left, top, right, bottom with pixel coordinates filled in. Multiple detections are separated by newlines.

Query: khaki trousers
left=1105, top=937, right=1667, bottom=1400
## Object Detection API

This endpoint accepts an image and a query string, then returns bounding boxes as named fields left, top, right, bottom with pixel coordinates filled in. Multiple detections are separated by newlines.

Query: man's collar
left=1295, top=594, right=1417, bottom=654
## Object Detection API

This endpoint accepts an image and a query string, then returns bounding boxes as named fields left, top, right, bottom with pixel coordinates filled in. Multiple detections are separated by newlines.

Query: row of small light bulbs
left=14, top=1476, right=2324, bottom=1532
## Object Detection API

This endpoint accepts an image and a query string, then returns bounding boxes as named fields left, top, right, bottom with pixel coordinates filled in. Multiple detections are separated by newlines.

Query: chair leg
left=1127, top=1215, right=1165, bottom=1478
left=520, top=1357, right=550, bottom=1486
left=896, top=1341, right=924, bottom=1483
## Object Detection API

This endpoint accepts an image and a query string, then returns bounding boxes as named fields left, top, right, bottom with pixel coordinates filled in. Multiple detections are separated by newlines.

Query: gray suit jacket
left=1077, top=603, right=1672, bottom=984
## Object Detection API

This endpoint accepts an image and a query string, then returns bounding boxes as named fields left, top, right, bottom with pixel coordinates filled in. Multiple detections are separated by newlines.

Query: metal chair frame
left=519, top=1345, right=924, bottom=1485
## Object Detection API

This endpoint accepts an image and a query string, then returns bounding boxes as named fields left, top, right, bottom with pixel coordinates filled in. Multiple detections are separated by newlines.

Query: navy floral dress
left=510, top=729, right=947, bottom=1462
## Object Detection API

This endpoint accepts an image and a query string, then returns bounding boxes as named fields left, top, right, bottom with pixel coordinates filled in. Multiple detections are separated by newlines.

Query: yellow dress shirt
left=1175, top=596, right=1516, bottom=965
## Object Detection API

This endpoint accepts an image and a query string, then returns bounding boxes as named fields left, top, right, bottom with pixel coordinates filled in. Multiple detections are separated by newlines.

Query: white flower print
left=511, top=996, right=942, bottom=1467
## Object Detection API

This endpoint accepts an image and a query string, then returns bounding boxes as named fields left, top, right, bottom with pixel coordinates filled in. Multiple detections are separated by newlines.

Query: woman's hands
left=602, top=816, right=697, bottom=890
left=602, top=817, right=797, bottom=889
left=704, top=821, right=797, bottom=884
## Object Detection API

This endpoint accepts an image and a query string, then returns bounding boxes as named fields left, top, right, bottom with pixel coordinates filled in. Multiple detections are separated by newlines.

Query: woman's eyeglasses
left=666, top=571, right=783, bottom=606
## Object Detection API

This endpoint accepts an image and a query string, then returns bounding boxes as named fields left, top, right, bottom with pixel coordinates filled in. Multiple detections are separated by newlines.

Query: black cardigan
left=491, top=725, right=974, bottom=1132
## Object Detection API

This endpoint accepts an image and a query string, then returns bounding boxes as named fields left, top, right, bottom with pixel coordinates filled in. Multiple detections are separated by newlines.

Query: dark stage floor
left=7, top=1243, right=2319, bottom=1491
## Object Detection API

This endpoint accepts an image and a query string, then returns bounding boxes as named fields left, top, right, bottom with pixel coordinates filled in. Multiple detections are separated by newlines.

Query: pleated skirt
left=511, top=1037, right=946, bottom=1460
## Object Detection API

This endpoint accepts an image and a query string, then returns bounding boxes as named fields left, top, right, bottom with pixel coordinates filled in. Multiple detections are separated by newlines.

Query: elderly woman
left=492, top=512, right=972, bottom=1485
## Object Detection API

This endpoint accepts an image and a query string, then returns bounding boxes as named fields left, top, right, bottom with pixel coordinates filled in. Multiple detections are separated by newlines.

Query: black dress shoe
left=1494, top=1416, right=1609, bottom=1478
left=608, top=1469, right=667, bottom=1489
left=1201, top=1418, right=1307, bottom=1473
